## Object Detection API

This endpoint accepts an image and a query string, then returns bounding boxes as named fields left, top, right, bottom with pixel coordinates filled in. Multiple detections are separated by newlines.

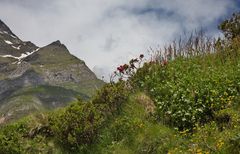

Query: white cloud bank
left=0, top=0, right=238, bottom=80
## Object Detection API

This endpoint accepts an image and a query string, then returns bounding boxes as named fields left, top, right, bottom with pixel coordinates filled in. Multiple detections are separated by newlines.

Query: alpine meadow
left=0, top=3, right=240, bottom=154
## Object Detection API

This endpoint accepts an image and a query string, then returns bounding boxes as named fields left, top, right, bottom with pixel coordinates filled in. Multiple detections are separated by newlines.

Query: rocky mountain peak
left=0, top=19, right=104, bottom=122
left=48, top=40, right=67, bottom=49
left=51, top=40, right=61, bottom=45
left=0, top=20, right=16, bottom=37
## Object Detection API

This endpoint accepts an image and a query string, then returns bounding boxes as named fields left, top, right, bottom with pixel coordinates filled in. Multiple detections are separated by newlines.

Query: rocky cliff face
left=0, top=20, right=104, bottom=123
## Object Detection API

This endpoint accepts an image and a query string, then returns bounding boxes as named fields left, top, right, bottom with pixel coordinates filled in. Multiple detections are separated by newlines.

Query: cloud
left=103, top=35, right=119, bottom=52
left=0, top=0, right=238, bottom=80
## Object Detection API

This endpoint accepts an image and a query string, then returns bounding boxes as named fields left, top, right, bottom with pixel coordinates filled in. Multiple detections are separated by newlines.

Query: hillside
left=0, top=12, right=239, bottom=154
left=0, top=20, right=104, bottom=123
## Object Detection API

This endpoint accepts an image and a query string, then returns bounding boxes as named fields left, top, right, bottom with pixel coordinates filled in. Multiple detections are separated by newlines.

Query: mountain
left=0, top=20, right=104, bottom=123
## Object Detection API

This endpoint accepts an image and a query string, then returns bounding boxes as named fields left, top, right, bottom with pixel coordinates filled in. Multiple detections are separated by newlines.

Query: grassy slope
left=0, top=49, right=240, bottom=153
left=0, top=57, right=17, bottom=80
left=1, top=93, right=238, bottom=154
left=0, top=15, right=239, bottom=154
left=0, top=85, right=89, bottom=123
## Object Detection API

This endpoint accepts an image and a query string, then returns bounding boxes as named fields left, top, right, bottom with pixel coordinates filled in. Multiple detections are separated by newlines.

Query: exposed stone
left=0, top=19, right=104, bottom=124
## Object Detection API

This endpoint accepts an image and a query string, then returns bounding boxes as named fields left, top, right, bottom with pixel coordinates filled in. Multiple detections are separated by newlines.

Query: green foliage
left=0, top=123, right=28, bottom=154
left=219, top=12, right=240, bottom=40
left=92, top=81, right=129, bottom=115
left=0, top=114, right=60, bottom=153
left=110, top=116, right=141, bottom=142
left=90, top=93, right=177, bottom=154
left=49, top=101, right=104, bottom=151
left=216, top=12, right=240, bottom=64
left=229, top=133, right=240, bottom=153
left=0, top=11, right=240, bottom=154
left=0, top=82, right=129, bottom=153
left=132, top=57, right=240, bottom=130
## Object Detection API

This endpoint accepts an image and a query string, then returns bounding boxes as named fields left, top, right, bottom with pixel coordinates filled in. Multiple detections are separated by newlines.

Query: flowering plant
left=111, top=54, right=145, bottom=82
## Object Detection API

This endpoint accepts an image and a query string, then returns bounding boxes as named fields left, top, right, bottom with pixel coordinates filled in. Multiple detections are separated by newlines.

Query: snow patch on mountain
left=12, top=45, right=21, bottom=50
left=36, top=48, right=40, bottom=51
left=1, top=54, right=18, bottom=59
left=0, top=47, right=41, bottom=64
left=4, top=40, right=13, bottom=45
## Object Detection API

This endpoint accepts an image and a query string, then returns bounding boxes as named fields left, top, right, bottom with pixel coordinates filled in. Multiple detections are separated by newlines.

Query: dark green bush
left=0, top=122, right=28, bottom=154
left=92, top=81, right=129, bottom=115
left=49, top=101, right=104, bottom=151
left=219, top=12, right=240, bottom=40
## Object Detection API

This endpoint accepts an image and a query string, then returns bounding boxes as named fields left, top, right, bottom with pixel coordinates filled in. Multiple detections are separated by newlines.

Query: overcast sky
left=0, top=0, right=239, bottom=80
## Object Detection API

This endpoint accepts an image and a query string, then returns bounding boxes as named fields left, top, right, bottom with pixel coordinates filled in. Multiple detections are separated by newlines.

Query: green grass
left=0, top=13, right=239, bottom=154
left=0, top=85, right=91, bottom=123
left=1, top=50, right=240, bottom=153
left=0, top=57, right=18, bottom=80
left=0, top=92, right=239, bottom=153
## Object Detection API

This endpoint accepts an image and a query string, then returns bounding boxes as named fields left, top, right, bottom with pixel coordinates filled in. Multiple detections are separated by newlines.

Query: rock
left=0, top=19, right=105, bottom=123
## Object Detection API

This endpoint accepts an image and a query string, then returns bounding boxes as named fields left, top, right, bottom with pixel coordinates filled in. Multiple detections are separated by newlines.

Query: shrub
left=92, top=82, right=129, bottom=115
left=131, top=57, right=240, bottom=130
left=0, top=122, right=28, bottom=154
left=219, top=12, right=240, bottom=40
left=49, top=101, right=104, bottom=151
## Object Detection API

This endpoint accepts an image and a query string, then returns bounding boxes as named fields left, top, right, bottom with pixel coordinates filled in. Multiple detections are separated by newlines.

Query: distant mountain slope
left=0, top=19, right=104, bottom=123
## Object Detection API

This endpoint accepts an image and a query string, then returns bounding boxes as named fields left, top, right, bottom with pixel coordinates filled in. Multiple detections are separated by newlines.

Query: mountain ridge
left=0, top=19, right=104, bottom=123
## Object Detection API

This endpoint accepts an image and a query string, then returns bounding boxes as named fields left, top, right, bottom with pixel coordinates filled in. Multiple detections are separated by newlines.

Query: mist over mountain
left=0, top=0, right=238, bottom=81
left=0, top=3, right=239, bottom=153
